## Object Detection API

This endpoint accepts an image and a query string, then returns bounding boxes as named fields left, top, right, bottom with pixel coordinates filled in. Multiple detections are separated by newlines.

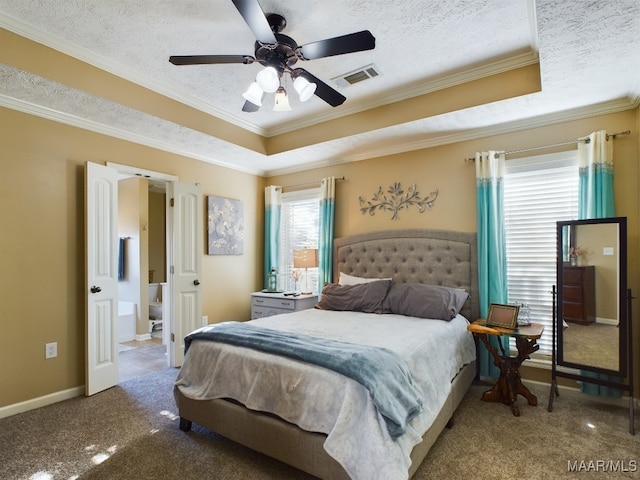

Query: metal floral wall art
left=359, top=183, right=438, bottom=220
left=207, top=195, right=244, bottom=255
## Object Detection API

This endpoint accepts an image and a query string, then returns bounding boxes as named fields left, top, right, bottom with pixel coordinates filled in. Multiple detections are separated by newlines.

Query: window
left=504, top=151, right=578, bottom=354
left=277, top=188, right=321, bottom=293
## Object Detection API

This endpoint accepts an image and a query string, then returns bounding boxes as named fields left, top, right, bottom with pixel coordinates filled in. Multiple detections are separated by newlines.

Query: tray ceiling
left=1, top=1, right=638, bottom=176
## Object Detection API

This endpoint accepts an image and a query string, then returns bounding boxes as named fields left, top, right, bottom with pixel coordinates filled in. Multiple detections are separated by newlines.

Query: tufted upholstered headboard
left=333, top=229, right=479, bottom=321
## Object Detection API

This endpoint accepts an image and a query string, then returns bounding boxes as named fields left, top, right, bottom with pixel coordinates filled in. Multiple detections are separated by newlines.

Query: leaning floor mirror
left=548, top=216, right=635, bottom=434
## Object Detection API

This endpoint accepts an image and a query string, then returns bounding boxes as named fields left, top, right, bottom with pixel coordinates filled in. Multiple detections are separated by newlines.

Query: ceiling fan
left=169, top=0, right=375, bottom=112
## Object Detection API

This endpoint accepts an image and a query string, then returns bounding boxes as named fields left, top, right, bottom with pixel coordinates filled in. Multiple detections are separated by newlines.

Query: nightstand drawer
left=252, top=306, right=289, bottom=319
left=250, top=292, right=318, bottom=320
left=252, top=296, right=296, bottom=310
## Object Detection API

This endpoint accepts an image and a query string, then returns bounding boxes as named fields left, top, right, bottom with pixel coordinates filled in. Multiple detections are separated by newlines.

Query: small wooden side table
left=467, top=319, right=544, bottom=416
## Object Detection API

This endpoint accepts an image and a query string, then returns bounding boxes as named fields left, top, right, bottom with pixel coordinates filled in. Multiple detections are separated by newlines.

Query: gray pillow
left=338, top=272, right=392, bottom=285
left=382, top=283, right=469, bottom=320
left=315, top=280, right=392, bottom=313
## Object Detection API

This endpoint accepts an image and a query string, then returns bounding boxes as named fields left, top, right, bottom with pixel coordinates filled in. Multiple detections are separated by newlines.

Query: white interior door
left=85, top=162, right=119, bottom=396
left=167, top=181, right=203, bottom=367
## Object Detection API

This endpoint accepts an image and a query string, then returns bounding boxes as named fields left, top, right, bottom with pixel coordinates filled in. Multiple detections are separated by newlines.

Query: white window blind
left=504, top=151, right=578, bottom=354
left=277, top=188, right=321, bottom=292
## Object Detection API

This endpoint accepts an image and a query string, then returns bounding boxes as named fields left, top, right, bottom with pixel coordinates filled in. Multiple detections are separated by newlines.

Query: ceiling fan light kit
left=169, top=0, right=375, bottom=113
left=294, top=76, right=316, bottom=102
left=273, top=87, right=292, bottom=111
left=242, top=82, right=264, bottom=106
left=256, top=66, right=280, bottom=93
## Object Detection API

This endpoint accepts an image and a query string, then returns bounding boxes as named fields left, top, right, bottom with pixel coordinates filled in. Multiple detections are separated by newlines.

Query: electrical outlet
left=202, top=315, right=209, bottom=327
left=45, top=342, right=58, bottom=359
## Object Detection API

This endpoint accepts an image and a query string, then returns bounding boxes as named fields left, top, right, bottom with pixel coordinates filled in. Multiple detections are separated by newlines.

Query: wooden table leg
left=513, top=337, right=539, bottom=406
left=477, top=333, right=539, bottom=416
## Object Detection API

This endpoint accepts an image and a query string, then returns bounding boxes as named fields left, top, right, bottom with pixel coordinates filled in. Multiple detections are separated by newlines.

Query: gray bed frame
left=176, top=228, right=479, bottom=479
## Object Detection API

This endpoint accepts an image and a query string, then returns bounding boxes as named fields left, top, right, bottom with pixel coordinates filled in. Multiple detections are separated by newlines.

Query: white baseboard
left=135, top=333, right=152, bottom=341
left=0, top=385, right=85, bottom=420
left=596, top=317, right=618, bottom=326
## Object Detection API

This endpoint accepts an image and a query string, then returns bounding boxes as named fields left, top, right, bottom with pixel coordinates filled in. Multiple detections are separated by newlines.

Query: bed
left=174, top=228, right=479, bottom=479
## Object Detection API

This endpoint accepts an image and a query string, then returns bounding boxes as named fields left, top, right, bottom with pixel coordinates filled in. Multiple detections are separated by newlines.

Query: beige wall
left=117, top=177, right=147, bottom=335
left=574, top=223, right=618, bottom=322
left=270, top=111, right=637, bottom=242
left=0, top=107, right=263, bottom=408
left=148, top=191, right=167, bottom=284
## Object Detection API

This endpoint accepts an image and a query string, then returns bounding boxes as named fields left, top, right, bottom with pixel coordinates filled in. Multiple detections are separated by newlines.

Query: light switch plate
left=45, top=342, right=58, bottom=359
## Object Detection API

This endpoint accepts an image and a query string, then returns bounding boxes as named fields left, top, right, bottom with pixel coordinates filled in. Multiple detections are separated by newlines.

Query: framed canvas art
left=207, top=195, right=244, bottom=255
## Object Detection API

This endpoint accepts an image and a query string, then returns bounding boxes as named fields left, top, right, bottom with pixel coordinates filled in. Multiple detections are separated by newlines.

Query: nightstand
left=251, top=292, right=318, bottom=319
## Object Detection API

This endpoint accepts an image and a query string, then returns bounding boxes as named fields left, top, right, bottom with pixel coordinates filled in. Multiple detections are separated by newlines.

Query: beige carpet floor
left=0, top=368, right=637, bottom=480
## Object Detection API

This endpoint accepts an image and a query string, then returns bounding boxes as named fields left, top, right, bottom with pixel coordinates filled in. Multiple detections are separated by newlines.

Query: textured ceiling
left=1, top=0, right=639, bottom=176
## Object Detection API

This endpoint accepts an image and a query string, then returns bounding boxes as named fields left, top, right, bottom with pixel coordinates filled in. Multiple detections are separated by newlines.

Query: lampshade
left=242, top=82, right=263, bottom=106
left=256, top=66, right=280, bottom=93
left=293, top=76, right=317, bottom=102
left=293, top=248, right=318, bottom=268
left=273, top=87, right=292, bottom=111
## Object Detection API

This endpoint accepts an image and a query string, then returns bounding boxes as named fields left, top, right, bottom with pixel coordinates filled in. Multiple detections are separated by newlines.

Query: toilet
left=148, top=283, right=166, bottom=332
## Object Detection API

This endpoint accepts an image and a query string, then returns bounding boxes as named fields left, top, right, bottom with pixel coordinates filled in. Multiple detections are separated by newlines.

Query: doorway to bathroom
left=86, top=161, right=202, bottom=395
left=117, top=177, right=170, bottom=382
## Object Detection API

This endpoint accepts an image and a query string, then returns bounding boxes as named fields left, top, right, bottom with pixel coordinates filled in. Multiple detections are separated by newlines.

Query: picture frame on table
left=486, top=303, right=520, bottom=329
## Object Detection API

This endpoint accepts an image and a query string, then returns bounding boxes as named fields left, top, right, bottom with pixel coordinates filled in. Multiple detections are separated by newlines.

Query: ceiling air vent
left=332, top=64, right=380, bottom=88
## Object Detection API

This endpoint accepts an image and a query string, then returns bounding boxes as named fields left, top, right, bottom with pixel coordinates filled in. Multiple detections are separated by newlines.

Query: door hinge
left=170, top=265, right=174, bottom=274
left=171, top=332, right=175, bottom=342
left=170, top=198, right=174, bottom=207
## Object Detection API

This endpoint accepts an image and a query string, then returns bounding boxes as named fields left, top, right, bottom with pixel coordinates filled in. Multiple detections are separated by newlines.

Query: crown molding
left=5, top=84, right=632, bottom=180
left=0, top=93, right=267, bottom=176
left=346, top=98, right=637, bottom=163
left=2, top=80, right=633, bottom=181
left=263, top=96, right=637, bottom=177
left=0, top=13, right=266, bottom=136
left=629, top=77, right=640, bottom=108
left=265, top=51, right=540, bottom=138
left=350, top=98, right=636, bottom=162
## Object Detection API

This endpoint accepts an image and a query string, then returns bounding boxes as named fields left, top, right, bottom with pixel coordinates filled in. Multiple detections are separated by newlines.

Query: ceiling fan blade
left=242, top=100, right=261, bottom=112
left=298, top=30, right=375, bottom=60
left=231, top=0, right=277, bottom=45
left=169, top=55, right=255, bottom=65
left=295, top=69, right=346, bottom=107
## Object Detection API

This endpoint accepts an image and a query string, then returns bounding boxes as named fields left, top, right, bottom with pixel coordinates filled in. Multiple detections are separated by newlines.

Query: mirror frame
left=556, top=216, right=627, bottom=376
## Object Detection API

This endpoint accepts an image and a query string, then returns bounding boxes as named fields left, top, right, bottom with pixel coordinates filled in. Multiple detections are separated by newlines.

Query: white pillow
left=338, top=272, right=392, bottom=286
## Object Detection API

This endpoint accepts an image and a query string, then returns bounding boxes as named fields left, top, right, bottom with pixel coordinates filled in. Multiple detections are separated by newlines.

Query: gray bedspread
left=184, top=321, right=423, bottom=439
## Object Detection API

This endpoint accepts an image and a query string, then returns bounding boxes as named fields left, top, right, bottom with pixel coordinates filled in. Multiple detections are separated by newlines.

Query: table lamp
left=293, top=248, right=318, bottom=294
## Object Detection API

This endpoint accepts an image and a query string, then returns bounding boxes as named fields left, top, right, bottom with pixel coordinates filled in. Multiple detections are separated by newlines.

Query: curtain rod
left=277, top=176, right=345, bottom=191
left=464, top=130, right=631, bottom=162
